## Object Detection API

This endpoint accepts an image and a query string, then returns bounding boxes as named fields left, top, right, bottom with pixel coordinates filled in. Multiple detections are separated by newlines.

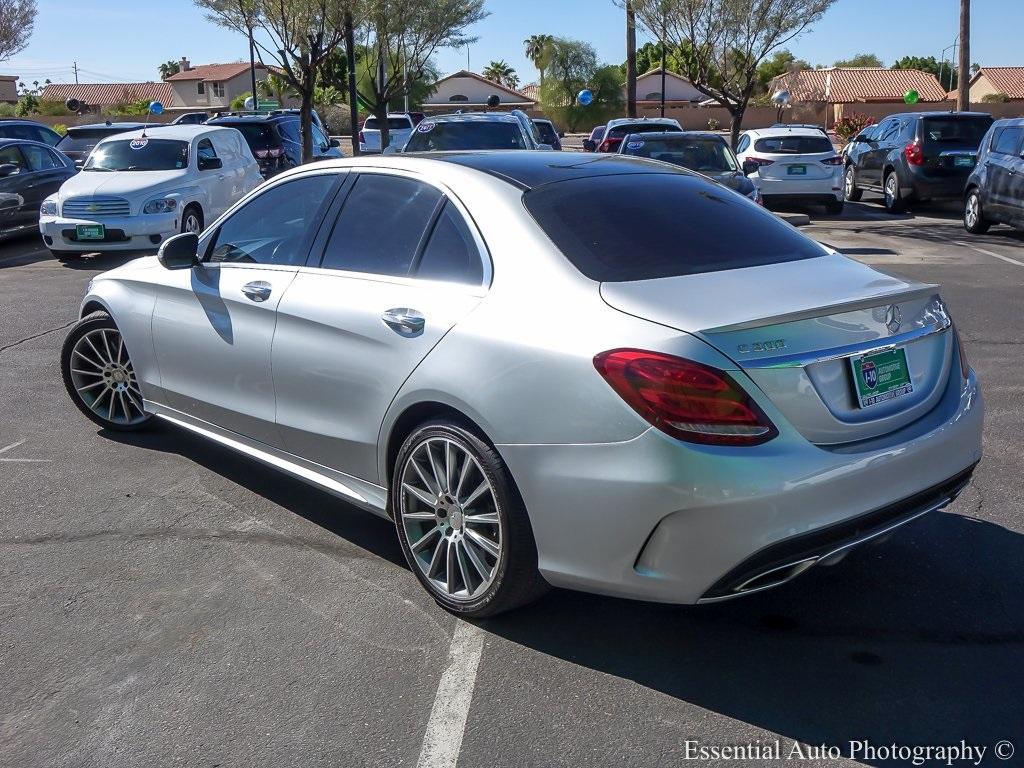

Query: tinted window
left=622, top=137, right=737, bottom=172
left=320, top=174, right=441, bottom=276
left=735, top=134, right=750, bottom=153
left=277, top=120, right=300, bottom=144
left=365, top=117, right=413, bottom=131
left=312, top=124, right=330, bottom=150
left=209, top=174, right=337, bottom=266
left=0, top=144, right=26, bottom=171
left=2, top=124, right=58, bottom=145
left=607, top=123, right=681, bottom=139
left=523, top=173, right=824, bottom=282
left=992, top=126, right=1023, bottom=155
left=404, top=121, right=526, bottom=151
left=589, top=126, right=606, bottom=141
left=21, top=144, right=62, bottom=171
left=84, top=139, right=189, bottom=171
left=415, top=203, right=483, bottom=285
left=920, top=116, right=992, bottom=146
left=753, top=135, right=833, bottom=154
left=534, top=121, right=558, bottom=145
left=58, top=128, right=136, bottom=152
left=223, top=123, right=276, bottom=149
left=197, top=138, right=217, bottom=161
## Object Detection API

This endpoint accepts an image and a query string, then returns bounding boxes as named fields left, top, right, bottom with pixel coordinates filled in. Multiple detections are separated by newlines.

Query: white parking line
left=953, top=241, right=1024, bottom=268
left=0, top=440, right=50, bottom=463
left=416, top=620, right=485, bottom=768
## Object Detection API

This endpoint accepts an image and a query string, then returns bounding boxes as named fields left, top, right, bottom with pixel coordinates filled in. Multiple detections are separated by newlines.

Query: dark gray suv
left=843, top=111, right=993, bottom=213
left=963, top=118, right=1024, bottom=233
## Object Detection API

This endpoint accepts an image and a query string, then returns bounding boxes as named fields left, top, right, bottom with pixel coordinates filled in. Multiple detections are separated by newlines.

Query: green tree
left=523, top=34, right=554, bottom=85
left=756, top=49, right=809, bottom=93
left=158, top=60, right=181, bottom=80
left=257, top=72, right=295, bottom=104
left=482, top=59, right=517, bottom=88
left=833, top=53, right=883, bottom=68
left=632, top=0, right=837, bottom=147
left=892, top=55, right=956, bottom=91
left=0, top=0, right=36, bottom=62
left=538, top=38, right=623, bottom=132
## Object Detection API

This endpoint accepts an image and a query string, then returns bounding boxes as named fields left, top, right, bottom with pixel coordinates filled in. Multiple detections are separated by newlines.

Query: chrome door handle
left=241, top=280, right=272, bottom=302
left=382, top=308, right=425, bottom=335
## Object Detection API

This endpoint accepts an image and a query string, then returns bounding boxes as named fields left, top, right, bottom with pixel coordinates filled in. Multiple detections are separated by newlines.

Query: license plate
left=76, top=224, right=105, bottom=241
left=787, top=165, right=807, bottom=175
left=954, top=155, right=974, bottom=167
left=850, top=348, right=913, bottom=408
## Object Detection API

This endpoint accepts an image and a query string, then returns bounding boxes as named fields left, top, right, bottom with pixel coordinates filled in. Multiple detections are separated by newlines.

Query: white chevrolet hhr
left=40, top=125, right=263, bottom=259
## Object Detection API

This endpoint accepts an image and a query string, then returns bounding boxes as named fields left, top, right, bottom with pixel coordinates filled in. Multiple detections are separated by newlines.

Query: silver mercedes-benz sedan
left=61, top=152, right=983, bottom=617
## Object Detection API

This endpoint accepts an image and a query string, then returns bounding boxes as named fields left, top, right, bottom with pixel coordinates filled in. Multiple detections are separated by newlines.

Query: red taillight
left=358, top=131, right=365, bottom=143
left=904, top=140, right=924, bottom=166
left=593, top=349, right=778, bottom=446
left=598, top=138, right=621, bottom=152
left=254, top=149, right=269, bottom=159
left=820, top=156, right=844, bottom=166
left=268, top=146, right=284, bottom=158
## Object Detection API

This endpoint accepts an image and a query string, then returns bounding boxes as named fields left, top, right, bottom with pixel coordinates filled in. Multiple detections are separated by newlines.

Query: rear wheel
left=963, top=189, right=990, bottom=234
left=61, top=314, right=153, bottom=432
left=843, top=165, right=862, bottom=202
left=392, top=420, right=547, bottom=617
left=883, top=171, right=906, bottom=213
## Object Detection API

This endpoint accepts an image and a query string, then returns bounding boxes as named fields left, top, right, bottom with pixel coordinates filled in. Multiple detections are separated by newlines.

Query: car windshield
left=365, top=117, right=413, bottom=131
left=921, top=117, right=993, bottom=145
left=523, top=173, right=824, bottom=282
left=623, top=137, right=738, bottom=173
left=607, top=123, right=681, bottom=139
left=753, top=135, right=833, bottom=154
left=404, top=121, right=527, bottom=151
left=84, top=138, right=189, bottom=171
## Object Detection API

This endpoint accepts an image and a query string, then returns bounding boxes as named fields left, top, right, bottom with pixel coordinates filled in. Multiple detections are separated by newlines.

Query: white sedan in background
left=40, top=124, right=262, bottom=259
left=358, top=114, right=415, bottom=154
left=735, top=125, right=845, bottom=214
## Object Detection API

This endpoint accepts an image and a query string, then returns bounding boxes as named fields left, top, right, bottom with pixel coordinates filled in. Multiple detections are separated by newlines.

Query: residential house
left=423, top=70, right=535, bottom=111
left=163, top=57, right=286, bottom=110
left=633, top=68, right=704, bottom=103
left=0, top=75, right=17, bottom=104
left=40, top=82, right=175, bottom=110
left=962, top=67, right=1024, bottom=102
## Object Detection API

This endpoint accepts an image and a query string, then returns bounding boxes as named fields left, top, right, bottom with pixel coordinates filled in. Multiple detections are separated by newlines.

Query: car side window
left=197, top=138, right=217, bottom=162
left=312, top=124, right=330, bottom=151
left=21, top=144, right=62, bottom=171
left=319, top=174, right=442, bottom=277
left=414, top=202, right=484, bottom=286
left=208, top=174, right=338, bottom=266
left=992, top=126, right=1023, bottom=156
left=736, top=135, right=750, bottom=153
left=878, top=120, right=899, bottom=142
left=0, top=144, right=26, bottom=172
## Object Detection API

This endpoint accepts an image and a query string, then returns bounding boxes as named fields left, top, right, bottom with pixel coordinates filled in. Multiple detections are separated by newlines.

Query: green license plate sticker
left=850, top=348, right=913, bottom=408
left=787, top=165, right=807, bottom=175
left=954, top=155, right=973, bottom=167
left=76, top=224, right=105, bottom=240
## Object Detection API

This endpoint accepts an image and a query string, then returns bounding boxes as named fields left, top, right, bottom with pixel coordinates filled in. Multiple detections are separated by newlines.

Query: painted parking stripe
left=953, top=241, right=1024, bottom=268
left=416, top=620, right=485, bottom=768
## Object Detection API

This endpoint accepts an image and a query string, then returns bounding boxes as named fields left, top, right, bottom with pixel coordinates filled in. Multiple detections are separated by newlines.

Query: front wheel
left=61, top=314, right=153, bottom=431
left=963, top=189, right=991, bottom=234
left=392, top=420, right=548, bottom=617
left=180, top=205, right=203, bottom=234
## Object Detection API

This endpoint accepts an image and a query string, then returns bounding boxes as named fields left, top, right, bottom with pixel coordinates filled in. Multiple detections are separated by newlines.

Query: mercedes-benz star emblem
left=885, top=304, right=902, bottom=334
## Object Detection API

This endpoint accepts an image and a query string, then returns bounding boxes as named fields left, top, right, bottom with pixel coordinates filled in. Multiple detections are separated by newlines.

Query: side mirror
left=0, top=163, right=20, bottom=177
left=582, top=139, right=596, bottom=152
left=742, top=159, right=760, bottom=176
left=198, top=156, right=223, bottom=171
left=329, top=138, right=340, bottom=148
left=158, top=232, right=200, bottom=270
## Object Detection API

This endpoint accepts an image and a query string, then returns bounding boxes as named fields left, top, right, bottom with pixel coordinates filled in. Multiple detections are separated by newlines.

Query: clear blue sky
left=6, top=0, right=1024, bottom=88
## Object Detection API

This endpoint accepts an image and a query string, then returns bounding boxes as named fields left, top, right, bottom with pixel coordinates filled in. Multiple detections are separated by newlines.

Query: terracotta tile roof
left=974, top=67, right=1024, bottom=99
left=165, top=62, right=264, bottom=83
left=40, top=82, right=175, bottom=106
left=770, top=67, right=946, bottom=103
left=521, top=83, right=539, bottom=100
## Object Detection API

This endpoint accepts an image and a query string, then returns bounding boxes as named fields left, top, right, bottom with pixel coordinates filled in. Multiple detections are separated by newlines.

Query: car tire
left=61, top=313, right=154, bottom=432
left=963, top=189, right=991, bottom=234
left=883, top=171, right=906, bottom=213
left=392, top=419, right=548, bottom=617
left=825, top=199, right=845, bottom=215
left=843, top=166, right=862, bottom=202
left=180, top=205, right=203, bottom=235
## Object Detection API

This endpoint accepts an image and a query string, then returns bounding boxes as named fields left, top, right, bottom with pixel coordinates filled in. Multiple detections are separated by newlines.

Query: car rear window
left=622, top=137, right=738, bottom=173
left=523, top=173, right=824, bottom=282
left=364, top=117, right=413, bottom=131
left=753, top=135, right=833, bottom=154
left=58, top=128, right=132, bottom=152
left=222, top=123, right=276, bottom=147
left=404, top=121, right=527, bottom=151
left=920, top=116, right=993, bottom=146
left=607, top=123, right=681, bottom=139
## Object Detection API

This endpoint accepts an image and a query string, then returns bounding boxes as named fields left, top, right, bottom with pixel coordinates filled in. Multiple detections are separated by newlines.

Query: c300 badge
left=737, top=339, right=786, bottom=354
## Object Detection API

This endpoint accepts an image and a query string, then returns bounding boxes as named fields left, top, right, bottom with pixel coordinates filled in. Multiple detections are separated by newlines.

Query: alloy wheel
left=844, top=167, right=854, bottom=198
left=67, top=327, right=148, bottom=427
left=398, top=437, right=502, bottom=601
left=965, top=194, right=978, bottom=228
left=884, top=175, right=897, bottom=206
left=183, top=212, right=201, bottom=234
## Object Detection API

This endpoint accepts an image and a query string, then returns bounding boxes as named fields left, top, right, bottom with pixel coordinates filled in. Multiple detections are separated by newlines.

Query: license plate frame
left=849, top=347, right=914, bottom=408
left=75, top=223, right=105, bottom=241
left=953, top=155, right=974, bottom=168
left=787, top=165, right=807, bottom=176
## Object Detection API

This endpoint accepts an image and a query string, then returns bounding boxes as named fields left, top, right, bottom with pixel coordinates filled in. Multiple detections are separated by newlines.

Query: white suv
left=735, top=125, right=844, bottom=213
left=359, top=114, right=415, bottom=153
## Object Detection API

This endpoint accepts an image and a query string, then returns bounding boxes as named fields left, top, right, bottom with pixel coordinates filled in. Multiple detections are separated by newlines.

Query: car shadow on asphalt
left=479, top=501, right=1024, bottom=765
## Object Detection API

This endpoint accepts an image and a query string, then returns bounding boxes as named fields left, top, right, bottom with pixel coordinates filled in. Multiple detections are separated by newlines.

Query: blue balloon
left=577, top=89, right=594, bottom=106
left=148, top=101, right=164, bottom=115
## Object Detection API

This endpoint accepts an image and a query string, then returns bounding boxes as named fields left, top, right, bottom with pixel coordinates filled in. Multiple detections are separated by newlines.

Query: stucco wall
left=634, top=72, right=703, bottom=102
left=426, top=76, right=530, bottom=105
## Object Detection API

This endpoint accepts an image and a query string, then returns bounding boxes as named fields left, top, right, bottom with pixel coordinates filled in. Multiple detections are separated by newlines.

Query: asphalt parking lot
left=1, top=199, right=1023, bottom=767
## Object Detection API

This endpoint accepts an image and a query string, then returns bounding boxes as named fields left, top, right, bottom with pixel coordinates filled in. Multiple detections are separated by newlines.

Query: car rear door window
left=523, top=173, right=824, bottom=282
left=208, top=174, right=338, bottom=266
left=0, top=144, right=27, bottom=171
left=414, top=202, right=483, bottom=286
left=320, top=174, right=442, bottom=276
left=992, top=126, right=1023, bottom=155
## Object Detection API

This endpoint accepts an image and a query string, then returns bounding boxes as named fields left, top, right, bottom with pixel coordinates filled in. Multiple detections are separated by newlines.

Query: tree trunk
left=729, top=105, right=745, bottom=149
left=374, top=98, right=390, bottom=154
left=956, top=0, right=970, bottom=112
left=626, top=1, right=637, bottom=119
left=300, top=87, right=315, bottom=164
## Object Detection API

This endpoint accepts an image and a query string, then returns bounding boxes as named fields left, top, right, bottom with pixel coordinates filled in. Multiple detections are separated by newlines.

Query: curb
left=776, top=212, right=810, bottom=227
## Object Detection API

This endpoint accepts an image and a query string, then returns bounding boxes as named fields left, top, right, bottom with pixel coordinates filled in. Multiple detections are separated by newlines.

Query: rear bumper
left=498, top=368, right=983, bottom=605
left=903, top=171, right=971, bottom=200
left=754, top=172, right=843, bottom=202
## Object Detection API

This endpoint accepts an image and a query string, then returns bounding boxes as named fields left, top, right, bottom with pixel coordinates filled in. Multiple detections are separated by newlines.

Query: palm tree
left=482, top=60, right=517, bottom=88
left=257, top=72, right=293, bottom=105
left=158, top=60, right=180, bottom=80
left=523, top=34, right=554, bottom=85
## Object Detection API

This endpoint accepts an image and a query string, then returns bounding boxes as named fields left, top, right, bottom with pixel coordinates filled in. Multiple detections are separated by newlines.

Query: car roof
left=207, top=114, right=279, bottom=123
left=624, top=130, right=723, bottom=140
left=0, top=137, right=64, bottom=149
left=0, top=118, right=55, bottom=126
left=744, top=125, right=827, bottom=137
left=67, top=122, right=150, bottom=133
left=884, top=111, right=993, bottom=120
left=99, top=125, right=239, bottom=142
left=421, top=112, right=521, bottom=124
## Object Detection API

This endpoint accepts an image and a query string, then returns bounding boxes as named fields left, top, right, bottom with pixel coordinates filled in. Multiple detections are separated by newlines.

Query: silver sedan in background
left=61, top=152, right=983, bottom=617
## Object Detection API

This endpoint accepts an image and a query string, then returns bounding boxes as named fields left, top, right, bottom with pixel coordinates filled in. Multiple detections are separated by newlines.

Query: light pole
left=956, top=0, right=970, bottom=111
left=248, top=26, right=258, bottom=111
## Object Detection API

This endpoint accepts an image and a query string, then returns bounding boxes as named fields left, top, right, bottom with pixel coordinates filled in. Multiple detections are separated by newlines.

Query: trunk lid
left=600, top=253, right=954, bottom=445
